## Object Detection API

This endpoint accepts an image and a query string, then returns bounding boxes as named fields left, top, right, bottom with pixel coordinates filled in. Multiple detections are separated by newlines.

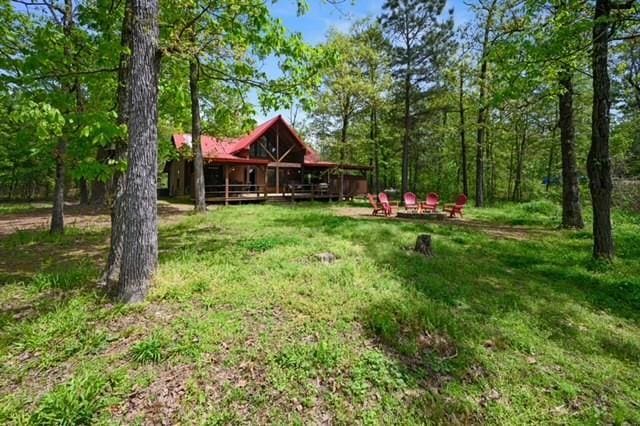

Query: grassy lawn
left=1, top=201, right=639, bottom=424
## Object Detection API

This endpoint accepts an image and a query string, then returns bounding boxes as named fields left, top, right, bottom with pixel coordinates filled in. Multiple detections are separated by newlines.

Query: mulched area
left=333, top=206, right=553, bottom=241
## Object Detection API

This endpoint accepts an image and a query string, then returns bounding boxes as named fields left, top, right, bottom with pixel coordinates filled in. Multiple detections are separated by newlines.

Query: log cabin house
left=166, top=115, right=370, bottom=204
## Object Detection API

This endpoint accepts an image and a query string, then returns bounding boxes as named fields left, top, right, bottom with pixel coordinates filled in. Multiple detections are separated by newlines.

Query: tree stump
left=414, top=234, right=433, bottom=257
left=315, top=252, right=337, bottom=264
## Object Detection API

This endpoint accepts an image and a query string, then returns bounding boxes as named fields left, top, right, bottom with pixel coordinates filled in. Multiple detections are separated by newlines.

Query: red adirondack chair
left=421, top=192, right=440, bottom=213
left=367, top=193, right=387, bottom=216
left=443, top=194, right=468, bottom=218
left=377, top=192, right=394, bottom=216
left=403, top=192, right=420, bottom=213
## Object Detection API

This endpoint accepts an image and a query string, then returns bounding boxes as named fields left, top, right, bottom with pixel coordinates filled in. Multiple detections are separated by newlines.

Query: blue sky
left=253, top=0, right=473, bottom=123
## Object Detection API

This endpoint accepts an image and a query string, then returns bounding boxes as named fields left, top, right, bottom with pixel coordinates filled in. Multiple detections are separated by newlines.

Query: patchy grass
left=1, top=201, right=639, bottom=424
left=0, top=202, right=50, bottom=215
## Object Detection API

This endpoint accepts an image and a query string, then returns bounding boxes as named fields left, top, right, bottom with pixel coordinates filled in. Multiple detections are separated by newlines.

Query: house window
left=250, top=136, right=272, bottom=158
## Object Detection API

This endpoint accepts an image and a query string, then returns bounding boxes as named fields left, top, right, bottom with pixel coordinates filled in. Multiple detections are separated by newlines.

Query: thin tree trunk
left=412, top=143, right=419, bottom=193
left=588, top=0, right=614, bottom=259
left=459, top=67, right=468, bottom=196
left=401, top=68, right=411, bottom=195
left=90, top=181, right=107, bottom=206
left=340, top=96, right=350, bottom=162
left=371, top=107, right=380, bottom=194
left=102, top=0, right=132, bottom=294
left=8, top=171, right=16, bottom=200
left=79, top=178, right=89, bottom=204
left=486, top=136, right=495, bottom=202
left=90, top=150, right=108, bottom=206
left=546, top=109, right=558, bottom=192
left=512, top=120, right=526, bottom=202
left=50, top=139, right=66, bottom=233
left=507, top=126, right=515, bottom=198
left=50, top=0, right=74, bottom=234
left=559, top=71, right=584, bottom=228
left=475, top=65, right=487, bottom=207
left=189, top=51, right=206, bottom=213
left=545, top=140, right=555, bottom=192
left=475, top=0, right=496, bottom=207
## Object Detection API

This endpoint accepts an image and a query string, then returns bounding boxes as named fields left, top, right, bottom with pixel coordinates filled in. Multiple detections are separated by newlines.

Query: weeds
left=131, top=333, right=165, bottom=364
left=30, top=370, right=114, bottom=425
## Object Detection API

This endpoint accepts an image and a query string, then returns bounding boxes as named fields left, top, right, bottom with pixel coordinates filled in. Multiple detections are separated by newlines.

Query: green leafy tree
left=381, top=0, right=454, bottom=196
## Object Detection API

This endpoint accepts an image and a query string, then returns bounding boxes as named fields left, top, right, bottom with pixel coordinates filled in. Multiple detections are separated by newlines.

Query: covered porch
left=203, top=162, right=369, bottom=204
left=167, top=158, right=369, bottom=204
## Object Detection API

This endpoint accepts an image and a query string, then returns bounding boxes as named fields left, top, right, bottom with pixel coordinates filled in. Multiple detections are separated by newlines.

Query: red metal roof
left=172, top=115, right=337, bottom=167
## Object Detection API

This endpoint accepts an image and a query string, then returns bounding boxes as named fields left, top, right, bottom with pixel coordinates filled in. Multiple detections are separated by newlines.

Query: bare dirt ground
left=0, top=201, right=195, bottom=237
left=332, top=206, right=552, bottom=241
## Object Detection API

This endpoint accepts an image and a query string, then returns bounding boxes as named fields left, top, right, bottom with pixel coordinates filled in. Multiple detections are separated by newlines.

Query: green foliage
left=30, top=370, right=113, bottom=425
left=348, top=350, right=406, bottom=398
left=31, top=264, right=97, bottom=291
left=131, top=333, right=166, bottom=364
left=274, top=341, right=341, bottom=371
left=1, top=0, right=329, bottom=200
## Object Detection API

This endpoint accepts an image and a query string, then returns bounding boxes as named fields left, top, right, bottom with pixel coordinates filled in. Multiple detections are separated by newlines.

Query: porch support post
left=224, top=164, right=229, bottom=206
left=276, top=125, right=280, bottom=194
left=263, top=166, right=268, bottom=199
left=339, top=168, right=344, bottom=202
left=328, top=169, right=332, bottom=203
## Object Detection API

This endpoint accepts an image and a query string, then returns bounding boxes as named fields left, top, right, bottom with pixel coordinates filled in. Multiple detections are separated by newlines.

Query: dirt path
left=332, top=206, right=553, bottom=241
left=0, top=201, right=195, bottom=237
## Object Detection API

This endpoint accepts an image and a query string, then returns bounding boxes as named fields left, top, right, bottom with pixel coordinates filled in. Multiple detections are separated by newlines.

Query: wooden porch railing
left=205, top=184, right=266, bottom=205
left=203, top=182, right=344, bottom=204
left=284, top=183, right=345, bottom=201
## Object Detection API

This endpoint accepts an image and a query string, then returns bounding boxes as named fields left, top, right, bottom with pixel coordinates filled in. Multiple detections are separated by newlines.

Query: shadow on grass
left=275, top=207, right=640, bottom=386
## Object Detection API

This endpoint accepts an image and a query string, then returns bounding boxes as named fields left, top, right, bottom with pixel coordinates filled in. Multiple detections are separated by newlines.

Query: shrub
left=517, top=199, right=559, bottom=216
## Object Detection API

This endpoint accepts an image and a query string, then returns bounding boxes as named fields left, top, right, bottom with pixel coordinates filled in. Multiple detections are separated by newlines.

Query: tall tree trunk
left=371, top=107, right=380, bottom=194
left=90, top=150, right=108, bottom=207
left=102, top=0, right=132, bottom=294
left=90, top=181, right=107, bottom=206
left=50, top=139, right=66, bottom=233
left=189, top=51, right=206, bottom=213
left=507, top=126, right=515, bottom=198
left=459, top=68, right=468, bottom=196
left=545, top=140, right=555, bottom=192
left=475, top=0, right=496, bottom=207
left=558, top=71, right=584, bottom=228
left=412, top=143, right=419, bottom=193
left=401, top=68, right=411, bottom=195
left=115, top=0, right=160, bottom=303
left=340, top=96, right=350, bottom=162
left=546, top=109, right=558, bottom=192
left=512, top=121, right=526, bottom=202
left=588, top=0, right=614, bottom=259
left=79, top=178, right=89, bottom=204
left=50, top=0, right=74, bottom=234
left=475, top=64, right=487, bottom=207
left=486, top=135, right=495, bottom=202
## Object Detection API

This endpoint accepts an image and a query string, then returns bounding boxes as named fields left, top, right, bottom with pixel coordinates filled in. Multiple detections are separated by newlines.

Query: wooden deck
left=204, top=193, right=343, bottom=204
left=203, top=183, right=353, bottom=204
